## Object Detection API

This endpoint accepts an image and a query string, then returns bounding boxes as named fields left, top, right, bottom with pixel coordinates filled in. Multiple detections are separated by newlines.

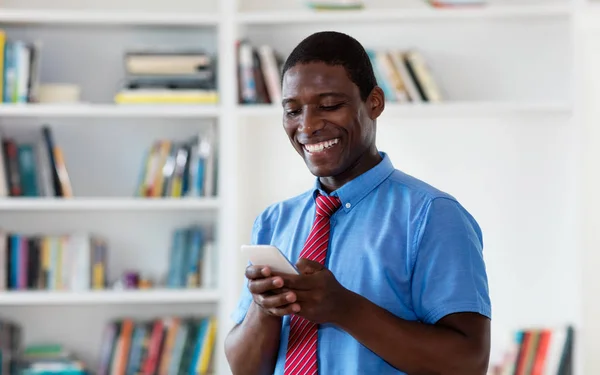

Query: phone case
left=240, top=245, right=299, bottom=275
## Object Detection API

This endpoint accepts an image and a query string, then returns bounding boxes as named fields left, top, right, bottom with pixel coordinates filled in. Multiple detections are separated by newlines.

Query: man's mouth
left=303, top=138, right=340, bottom=154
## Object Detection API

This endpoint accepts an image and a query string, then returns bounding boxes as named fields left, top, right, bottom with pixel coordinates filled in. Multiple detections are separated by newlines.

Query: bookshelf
left=0, top=103, right=221, bottom=118
left=236, top=3, right=572, bottom=23
left=0, top=197, right=221, bottom=211
left=0, top=9, right=220, bottom=26
left=0, top=289, right=221, bottom=305
left=0, top=0, right=594, bottom=374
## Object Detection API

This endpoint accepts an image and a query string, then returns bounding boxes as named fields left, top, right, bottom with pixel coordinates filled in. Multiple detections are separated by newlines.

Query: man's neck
left=319, top=147, right=382, bottom=194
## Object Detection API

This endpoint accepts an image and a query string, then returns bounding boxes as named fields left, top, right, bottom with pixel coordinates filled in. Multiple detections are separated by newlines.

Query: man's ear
left=366, top=86, right=385, bottom=120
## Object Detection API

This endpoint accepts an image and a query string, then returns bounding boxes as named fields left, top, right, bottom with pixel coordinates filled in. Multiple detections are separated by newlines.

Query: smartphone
left=241, top=245, right=300, bottom=275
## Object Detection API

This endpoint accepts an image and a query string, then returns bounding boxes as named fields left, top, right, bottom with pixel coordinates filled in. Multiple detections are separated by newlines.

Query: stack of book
left=18, top=344, right=88, bottom=375
left=366, top=48, right=443, bottom=103
left=135, top=131, right=217, bottom=198
left=489, top=325, right=574, bottom=375
left=0, top=232, right=108, bottom=292
left=0, top=319, right=22, bottom=375
left=0, top=30, right=42, bottom=104
left=98, top=316, right=217, bottom=375
left=237, top=40, right=284, bottom=106
left=238, top=43, right=444, bottom=105
left=166, top=225, right=214, bottom=290
left=114, top=50, right=218, bottom=105
left=0, top=126, right=72, bottom=198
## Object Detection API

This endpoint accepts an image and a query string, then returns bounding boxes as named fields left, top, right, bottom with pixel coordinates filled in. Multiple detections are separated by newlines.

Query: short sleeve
left=411, top=197, right=492, bottom=324
left=230, top=216, right=265, bottom=325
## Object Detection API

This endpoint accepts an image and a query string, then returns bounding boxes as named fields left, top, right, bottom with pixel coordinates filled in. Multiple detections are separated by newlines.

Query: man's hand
left=280, top=258, right=352, bottom=325
left=245, top=265, right=301, bottom=317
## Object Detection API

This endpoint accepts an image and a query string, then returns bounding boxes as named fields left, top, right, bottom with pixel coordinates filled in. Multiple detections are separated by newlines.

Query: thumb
left=296, top=258, right=324, bottom=274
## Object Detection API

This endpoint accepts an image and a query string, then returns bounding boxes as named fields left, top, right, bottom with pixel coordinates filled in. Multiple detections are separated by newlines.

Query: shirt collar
left=312, top=151, right=395, bottom=213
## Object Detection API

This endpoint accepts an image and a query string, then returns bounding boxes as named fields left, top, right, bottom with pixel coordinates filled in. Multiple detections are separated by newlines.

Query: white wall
left=577, top=11, right=600, bottom=375
left=234, top=3, right=580, bottom=365
left=237, top=110, right=580, bottom=363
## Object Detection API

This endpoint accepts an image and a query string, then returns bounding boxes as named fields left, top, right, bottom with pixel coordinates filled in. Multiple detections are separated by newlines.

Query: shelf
left=236, top=3, right=571, bottom=24
left=0, top=9, right=219, bottom=26
left=0, top=197, right=220, bottom=211
left=0, top=103, right=221, bottom=118
left=237, top=102, right=573, bottom=118
left=0, top=289, right=221, bottom=305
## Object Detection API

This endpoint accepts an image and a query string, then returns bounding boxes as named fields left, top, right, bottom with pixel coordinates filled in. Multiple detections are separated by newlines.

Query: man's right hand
left=246, top=265, right=301, bottom=317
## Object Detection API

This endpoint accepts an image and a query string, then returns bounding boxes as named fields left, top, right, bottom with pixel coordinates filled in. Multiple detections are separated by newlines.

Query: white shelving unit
left=236, top=2, right=572, bottom=23
left=1, top=0, right=598, bottom=374
left=0, top=289, right=221, bottom=305
left=0, top=197, right=221, bottom=211
left=0, top=103, right=221, bottom=118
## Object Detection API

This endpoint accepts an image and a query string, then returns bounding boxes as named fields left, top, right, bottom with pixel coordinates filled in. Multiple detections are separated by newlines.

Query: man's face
left=281, top=62, right=378, bottom=178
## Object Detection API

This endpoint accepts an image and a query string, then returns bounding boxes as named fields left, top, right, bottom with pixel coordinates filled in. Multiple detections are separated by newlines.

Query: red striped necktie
left=284, top=194, right=342, bottom=375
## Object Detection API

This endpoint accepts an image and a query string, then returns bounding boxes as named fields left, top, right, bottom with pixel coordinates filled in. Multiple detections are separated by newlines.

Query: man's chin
left=305, top=162, right=340, bottom=179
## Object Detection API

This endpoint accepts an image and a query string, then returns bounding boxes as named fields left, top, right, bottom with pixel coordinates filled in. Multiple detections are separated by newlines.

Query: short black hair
left=281, top=31, right=377, bottom=101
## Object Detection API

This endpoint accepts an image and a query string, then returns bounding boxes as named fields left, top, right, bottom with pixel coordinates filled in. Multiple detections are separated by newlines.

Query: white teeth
left=304, top=138, right=339, bottom=153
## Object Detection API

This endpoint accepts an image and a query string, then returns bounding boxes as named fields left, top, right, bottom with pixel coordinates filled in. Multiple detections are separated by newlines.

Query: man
left=225, top=31, right=491, bottom=375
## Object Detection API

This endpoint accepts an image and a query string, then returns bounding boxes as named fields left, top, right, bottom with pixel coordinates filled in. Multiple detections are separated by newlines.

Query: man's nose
left=299, top=106, right=325, bottom=135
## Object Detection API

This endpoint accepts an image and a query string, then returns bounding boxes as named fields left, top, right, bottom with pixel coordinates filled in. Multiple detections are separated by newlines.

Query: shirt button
left=345, top=203, right=351, bottom=209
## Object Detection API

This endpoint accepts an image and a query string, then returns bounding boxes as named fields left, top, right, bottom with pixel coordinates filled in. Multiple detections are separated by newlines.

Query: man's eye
left=321, top=103, right=343, bottom=111
left=285, top=109, right=301, bottom=117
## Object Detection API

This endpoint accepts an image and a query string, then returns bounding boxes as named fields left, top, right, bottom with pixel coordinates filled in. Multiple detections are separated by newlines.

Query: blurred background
left=0, top=0, right=594, bottom=374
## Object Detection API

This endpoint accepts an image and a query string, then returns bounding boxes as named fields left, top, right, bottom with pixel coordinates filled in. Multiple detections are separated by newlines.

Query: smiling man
left=224, top=31, right=492, bottom=375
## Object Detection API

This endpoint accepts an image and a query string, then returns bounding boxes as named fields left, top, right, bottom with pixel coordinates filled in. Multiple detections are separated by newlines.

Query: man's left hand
left=279, top=258, right=354, bottom=325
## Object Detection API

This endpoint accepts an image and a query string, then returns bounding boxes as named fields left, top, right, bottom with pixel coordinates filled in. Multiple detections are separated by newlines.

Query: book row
left=0, top=33, right=41, bottom=105
left=0, top=28, right=448, bottom=108
left=0, top=224, right=215, bottom=292
left=0, top=314, right=217, bottom=375
left=0, top=125, right=218, bottom=199
left=135, top=130, right=217, bottom=199
left=489, top=325, right=574, bottom=375
left=237, top=41, right=444, bottom=106
left=99, top=316, right=217, bottom=375
left=165, top=225, right=215, bottom=290
left=0, top=232, right=107, bottom=291
left=0, top=126, right=72, bottom=198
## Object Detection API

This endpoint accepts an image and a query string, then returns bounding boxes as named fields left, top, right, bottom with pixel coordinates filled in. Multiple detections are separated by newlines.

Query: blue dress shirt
left=231, top=152, right=492, bottom=375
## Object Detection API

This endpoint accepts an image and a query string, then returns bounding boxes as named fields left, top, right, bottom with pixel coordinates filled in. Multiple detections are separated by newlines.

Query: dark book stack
left=0, top=319, right=22, bottom=375
left=114, top=50, right=218, bottom=105
left=0, top=126, right=72, bottom=198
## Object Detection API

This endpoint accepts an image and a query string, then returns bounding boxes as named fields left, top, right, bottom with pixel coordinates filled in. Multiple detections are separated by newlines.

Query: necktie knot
left=315, top=195, right=342, bottom=218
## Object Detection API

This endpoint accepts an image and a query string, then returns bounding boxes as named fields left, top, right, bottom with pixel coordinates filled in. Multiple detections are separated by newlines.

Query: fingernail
left=273, top=278, right=283, bottom=287
left=293, top=304, right=300, bottom=312
left=286, top=293, right=295, bottom=302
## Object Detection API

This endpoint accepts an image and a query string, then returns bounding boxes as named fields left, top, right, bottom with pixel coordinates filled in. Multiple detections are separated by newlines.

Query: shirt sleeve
left=230, top=216, right=265, bottom=325
left=411, top=197, right=492, bottom=324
